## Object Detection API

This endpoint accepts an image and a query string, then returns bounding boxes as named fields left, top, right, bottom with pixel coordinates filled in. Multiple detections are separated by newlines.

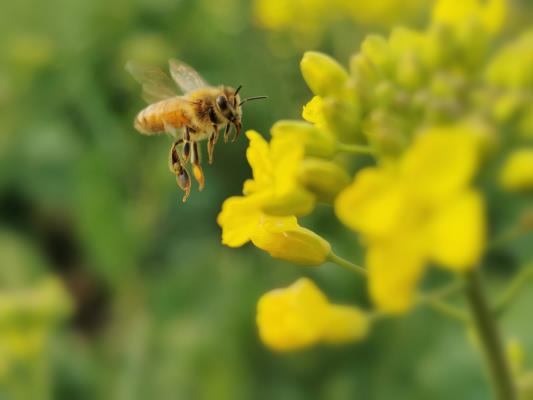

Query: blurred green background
left=0, top=0, right=532, bottom=399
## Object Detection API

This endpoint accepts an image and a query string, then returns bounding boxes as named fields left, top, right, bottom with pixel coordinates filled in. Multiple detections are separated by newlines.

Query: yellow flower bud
left=499, top=149, right=533, bottom=192
left=298, top=158, right=351, bottom=203
left=270, top=120, right=336, bottom=158
left=362, top=109, right=408, bottom=157
left=395, top=52, right=423, bottom=89
left=300, top=51, right=350, bottom=97
left=321, top=96, right=362, bottom=143
left=256, top=278, right=369, bottom=351
left=361, top=34, right=391, bottom=73
left=350, top=53, right=379, bottom=88
left=486, top=30, right=533, bottom=89
left=261, top=187, right=316, bottom=217
left=251, top=218, right=331, bottom=266
left=218, top=195, right=328, bottom=266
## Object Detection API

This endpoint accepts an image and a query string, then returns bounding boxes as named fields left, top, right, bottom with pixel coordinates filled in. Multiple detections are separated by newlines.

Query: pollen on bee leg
left=192, top=164, right=205, bottom=191
left=192, top=141, right=205, bottom=191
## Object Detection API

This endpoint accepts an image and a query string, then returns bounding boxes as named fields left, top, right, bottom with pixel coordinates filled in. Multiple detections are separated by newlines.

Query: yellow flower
left=243, top=130, right=316, bottom=216
left=499, top=149, right=533, bottom=192
left=432, top=0, right=506, bottom=34
left=217, top=195, right=330, bottom=266
left=256, top=278, right=369, bottom=351
left=336, top=128, right=486, bottom=313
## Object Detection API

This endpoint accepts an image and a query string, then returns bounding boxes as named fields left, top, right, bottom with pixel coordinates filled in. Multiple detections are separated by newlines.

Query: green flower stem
left=490, top=221, right=531, bottom=249
left=418, top=297, right=467, bottom=322
left=336, top=142, right=375, bottom=155
left=417, top=281, right=467, bottom=322
left=327, top=251, right=367, bottom=276
left=495, top=264, right=533, bottom=316
left=465, top=268, right=517, bottom=400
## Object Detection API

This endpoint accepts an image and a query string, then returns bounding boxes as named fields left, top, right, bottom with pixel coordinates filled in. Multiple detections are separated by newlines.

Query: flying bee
left=126, top=59, right=267, bottom=202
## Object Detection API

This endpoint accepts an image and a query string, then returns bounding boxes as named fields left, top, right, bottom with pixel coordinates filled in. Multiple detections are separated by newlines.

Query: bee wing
left=168, top=59, right=209, bottom=93
left=125, top=61, right=178, bottom=103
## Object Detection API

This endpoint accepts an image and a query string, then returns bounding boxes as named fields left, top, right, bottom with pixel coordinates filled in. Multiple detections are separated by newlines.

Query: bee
left=126, top=59, right=267, bottom=202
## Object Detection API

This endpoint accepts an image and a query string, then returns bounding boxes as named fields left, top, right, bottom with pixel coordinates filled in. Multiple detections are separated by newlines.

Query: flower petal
left=217, top=195, right=262, bottom=247
left=428, top=190, right=486, bottom=271
left=367, top=239, right=426, bottom=314
left=256, top=278, right=329, bottom=351
left=335, top=167, right=406, bottom=238
left=401, top=128, right=479, bottom=202
left=321, top=305, right=370, bottom=344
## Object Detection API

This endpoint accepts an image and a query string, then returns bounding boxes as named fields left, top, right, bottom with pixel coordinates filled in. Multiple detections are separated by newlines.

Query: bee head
left=214, top=87, right=242, bottom=122
left=213, top=86, right=266, bottom=142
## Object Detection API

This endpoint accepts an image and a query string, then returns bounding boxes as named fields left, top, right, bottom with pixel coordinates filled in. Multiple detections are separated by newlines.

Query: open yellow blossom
left=256, top=278, right=369, bottom=351
left=218, top=195, right=330, bottom=266
left=336, top=128, right=486, bottom=313
left=243, top=130, right=315, bottom=216
left=499, top=149, right=533, bottom=192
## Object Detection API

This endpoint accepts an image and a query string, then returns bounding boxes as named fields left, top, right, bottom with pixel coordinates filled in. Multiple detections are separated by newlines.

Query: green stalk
left=327, top=251, right=367, bottom=276
left=336, top=142, right=375, bottom=155
left=464, top=268, right=517, bottom=400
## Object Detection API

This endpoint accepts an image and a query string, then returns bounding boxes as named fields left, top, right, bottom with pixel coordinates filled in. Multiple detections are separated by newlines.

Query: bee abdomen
left=133, top=99, right=188, bottom=135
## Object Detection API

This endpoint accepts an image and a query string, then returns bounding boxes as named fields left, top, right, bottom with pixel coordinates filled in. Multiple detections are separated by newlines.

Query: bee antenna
left=234, top=85, right=243, bottom=96
left=239, top=96, right=268, bottom=107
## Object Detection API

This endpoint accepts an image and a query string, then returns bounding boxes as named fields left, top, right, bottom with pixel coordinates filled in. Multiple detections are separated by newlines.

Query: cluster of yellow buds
left=218, top=0, right=532, bottom=360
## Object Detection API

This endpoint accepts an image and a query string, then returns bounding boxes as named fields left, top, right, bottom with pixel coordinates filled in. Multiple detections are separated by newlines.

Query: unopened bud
left=361, top=34, right=391, bottom=73
left=500, top=149, right=533, bottom=192
left=252, top=222, right=331, bottom=266
left=271, top=120, right=336, bottom=158
left=298, top=158, right=350, bottom=203
left=301, top=51, right=350, bottom=97
left=321, top=96, right=362, bottom=143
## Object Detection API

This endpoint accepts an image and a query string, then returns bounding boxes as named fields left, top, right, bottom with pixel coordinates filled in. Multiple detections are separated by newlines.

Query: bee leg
left=169, top=140, right=191, bottom=202
left=208, top=127, right=219, bottom=165
left=191, top=141, right=205, bottom=191
left=231, top=122, right=242, bottom=142
left=223, top=123, right=231, bottom=144
left=182, top=127, right=192, bottom=163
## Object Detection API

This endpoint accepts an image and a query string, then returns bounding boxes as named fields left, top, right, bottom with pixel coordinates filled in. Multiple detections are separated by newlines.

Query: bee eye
left=216, top=96, right=228, bottom=110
